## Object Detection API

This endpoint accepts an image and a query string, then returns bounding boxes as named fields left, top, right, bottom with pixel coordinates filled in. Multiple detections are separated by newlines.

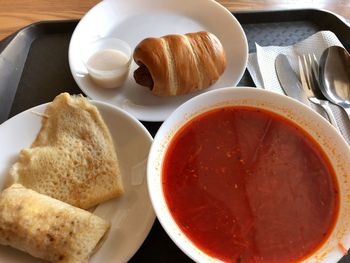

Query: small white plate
left=0, top=101, right=155, bottom=263
left=69, top=0, right=248, bottom=121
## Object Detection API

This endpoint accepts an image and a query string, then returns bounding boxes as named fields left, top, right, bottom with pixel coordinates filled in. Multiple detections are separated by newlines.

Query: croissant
left=133, top=31, right=227, bottom=96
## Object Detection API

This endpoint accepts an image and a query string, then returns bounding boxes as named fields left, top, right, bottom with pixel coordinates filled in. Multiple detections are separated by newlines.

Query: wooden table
left=1, top=0, right=350, bottom=41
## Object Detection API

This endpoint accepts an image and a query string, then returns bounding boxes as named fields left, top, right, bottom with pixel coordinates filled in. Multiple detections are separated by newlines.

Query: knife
left=275, top=54, right=312, bottom=107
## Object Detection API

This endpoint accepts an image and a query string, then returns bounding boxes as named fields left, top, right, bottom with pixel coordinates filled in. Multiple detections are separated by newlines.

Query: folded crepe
left=9, top=93, right=124, bottom=209
left=0, top=184, right=110, bottom=263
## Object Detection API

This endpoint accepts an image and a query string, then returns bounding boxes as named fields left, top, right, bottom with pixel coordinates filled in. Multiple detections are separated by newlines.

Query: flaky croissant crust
left=133, top=31, right=227, bottom=96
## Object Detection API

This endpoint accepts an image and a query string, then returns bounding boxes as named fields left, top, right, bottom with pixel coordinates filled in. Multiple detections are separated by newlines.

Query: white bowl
left=147, top=87, right=350, bottom=263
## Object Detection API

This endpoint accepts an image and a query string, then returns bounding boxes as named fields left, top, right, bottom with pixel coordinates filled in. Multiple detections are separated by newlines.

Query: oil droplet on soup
left=162, top=106, right=339, bottom=263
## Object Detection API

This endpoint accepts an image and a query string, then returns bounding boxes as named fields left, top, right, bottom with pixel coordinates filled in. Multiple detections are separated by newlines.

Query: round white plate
left=0, top=101, right=155, bottom=263
left=69, top=0, right=248, bottom=121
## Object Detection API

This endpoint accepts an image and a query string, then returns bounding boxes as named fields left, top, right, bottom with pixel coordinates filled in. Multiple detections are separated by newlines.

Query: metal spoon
left=319, top=46, right=350, bottom=118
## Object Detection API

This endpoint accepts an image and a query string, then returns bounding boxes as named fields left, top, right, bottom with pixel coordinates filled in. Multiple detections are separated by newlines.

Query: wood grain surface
left=0, top=0, right=349, bottom=40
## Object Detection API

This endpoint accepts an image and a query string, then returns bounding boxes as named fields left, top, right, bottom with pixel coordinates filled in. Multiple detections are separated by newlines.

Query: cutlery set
left=275, top=46, right=350, bottom=143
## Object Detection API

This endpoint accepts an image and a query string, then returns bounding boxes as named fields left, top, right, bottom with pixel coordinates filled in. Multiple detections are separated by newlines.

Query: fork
left=298, top=54, right=342, bottom=134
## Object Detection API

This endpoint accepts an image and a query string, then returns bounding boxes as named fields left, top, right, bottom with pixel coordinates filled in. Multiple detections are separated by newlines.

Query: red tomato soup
left=162, top=106, right=339, bottom=263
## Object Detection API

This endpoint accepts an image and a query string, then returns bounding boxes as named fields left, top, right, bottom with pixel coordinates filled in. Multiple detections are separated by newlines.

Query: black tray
left=0, top=8, right=349, bottom=262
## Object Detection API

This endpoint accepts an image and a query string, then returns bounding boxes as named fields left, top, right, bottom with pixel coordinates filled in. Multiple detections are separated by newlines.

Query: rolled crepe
left=0, top=184, right=110, bottom=263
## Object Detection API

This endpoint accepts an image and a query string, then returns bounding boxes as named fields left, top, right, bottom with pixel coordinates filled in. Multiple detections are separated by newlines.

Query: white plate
left=0, top=101, right=155, bottom=263
left=69, top=0, right=248, bottom=121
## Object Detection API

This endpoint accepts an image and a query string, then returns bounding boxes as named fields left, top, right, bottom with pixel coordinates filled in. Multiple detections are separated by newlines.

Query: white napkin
left=246, top=31, right=350, bottom=143
left=247, top=30, right=343, bottom=92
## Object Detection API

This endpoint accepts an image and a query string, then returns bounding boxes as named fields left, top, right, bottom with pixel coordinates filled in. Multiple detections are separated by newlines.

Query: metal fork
left=298, top=54, right=342, bottom=134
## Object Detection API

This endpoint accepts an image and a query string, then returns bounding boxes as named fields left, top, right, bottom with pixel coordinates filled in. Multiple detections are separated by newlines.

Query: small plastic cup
left=83, top=37, right=132, bottom=89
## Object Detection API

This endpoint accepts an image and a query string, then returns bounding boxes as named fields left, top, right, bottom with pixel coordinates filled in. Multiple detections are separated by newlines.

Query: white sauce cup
left=83, top=37, right=132, bottom=89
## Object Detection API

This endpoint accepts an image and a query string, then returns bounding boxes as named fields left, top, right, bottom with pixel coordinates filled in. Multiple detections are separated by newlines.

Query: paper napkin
left=247, top=30, right=343, bottom=92
left=246, top=30, right=350, bottom=143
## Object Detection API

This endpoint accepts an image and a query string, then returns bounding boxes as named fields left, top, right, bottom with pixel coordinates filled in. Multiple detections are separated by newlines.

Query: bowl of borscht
left=147, top=87, right=350, bottom=263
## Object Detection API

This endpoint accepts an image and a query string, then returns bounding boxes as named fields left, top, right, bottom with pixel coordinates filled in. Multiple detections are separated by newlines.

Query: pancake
left=9, top=93, right=124, bottom=209
left=0, top=184, right=109, bottom=263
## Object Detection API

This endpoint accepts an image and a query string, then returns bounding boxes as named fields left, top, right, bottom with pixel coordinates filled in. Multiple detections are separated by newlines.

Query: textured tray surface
left=0, top=9, right=349, bottom=262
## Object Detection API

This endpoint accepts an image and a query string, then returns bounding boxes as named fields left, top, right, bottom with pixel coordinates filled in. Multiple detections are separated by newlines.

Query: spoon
left=319, top=46, right=350, bottom=118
